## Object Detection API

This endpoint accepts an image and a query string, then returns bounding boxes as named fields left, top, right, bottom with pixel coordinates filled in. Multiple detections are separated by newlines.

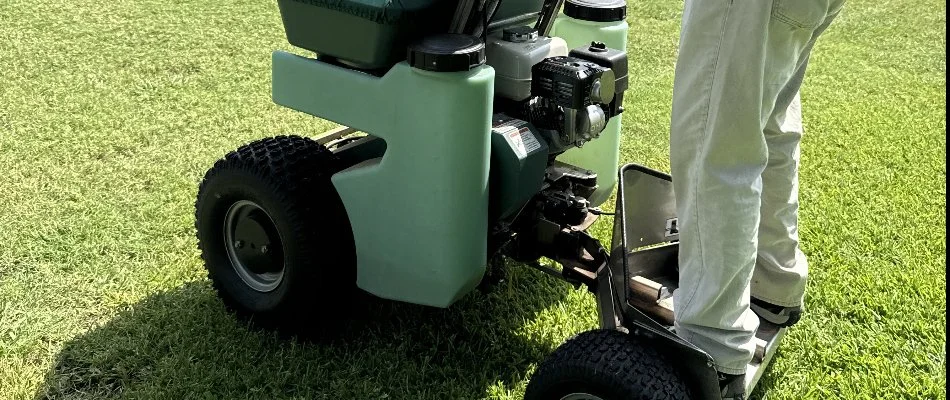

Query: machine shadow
left=35, top=266, right=577, bottom=399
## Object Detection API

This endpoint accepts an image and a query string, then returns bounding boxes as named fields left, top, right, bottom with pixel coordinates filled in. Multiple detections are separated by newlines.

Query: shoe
left=719, top=372, right=746, bottom=400
left=750, top=297, right=802, bottom=327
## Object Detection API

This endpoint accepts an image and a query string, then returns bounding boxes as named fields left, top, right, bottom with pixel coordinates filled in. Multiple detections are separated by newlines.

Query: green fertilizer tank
left=552, top=0, right=628, bottom=207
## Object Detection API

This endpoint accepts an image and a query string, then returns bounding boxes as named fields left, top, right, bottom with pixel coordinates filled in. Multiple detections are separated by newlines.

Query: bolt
left=261, top=245, right=269, bottom=254
left=234, top=240, right=244, bottom=249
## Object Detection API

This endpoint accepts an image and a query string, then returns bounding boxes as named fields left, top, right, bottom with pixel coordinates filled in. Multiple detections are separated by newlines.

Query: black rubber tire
left=525, top=329, right=691, bottom=400
left=195, top=135, right=357, bottom=334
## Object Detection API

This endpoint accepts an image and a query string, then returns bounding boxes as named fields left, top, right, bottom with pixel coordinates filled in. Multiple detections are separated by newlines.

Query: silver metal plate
left=664, top=217, right=679, bottom=238
left=746, top=321, right=787, bottom=394
left=619, top=165, right=678, bottom=250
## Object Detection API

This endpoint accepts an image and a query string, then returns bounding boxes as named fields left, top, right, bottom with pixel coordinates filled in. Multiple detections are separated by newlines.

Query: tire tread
left=195, top=135, right=355, bottom=334
left=525, top=329, right=690, bottom=400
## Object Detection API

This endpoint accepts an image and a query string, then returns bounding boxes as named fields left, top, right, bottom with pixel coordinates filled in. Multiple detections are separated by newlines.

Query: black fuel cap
left=564, top=0, right=627, bottom=22
left=408, top=34, right=486, bottom=72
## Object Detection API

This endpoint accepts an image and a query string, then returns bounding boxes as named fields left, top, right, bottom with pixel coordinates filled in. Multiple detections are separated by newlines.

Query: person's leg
left=753, top=79, right=808, bottom=311
left=671, top=0, right=843, bottom=374
left=753, top=7, right=844, bottom=311
left=670, top=0, right=773, bottom=375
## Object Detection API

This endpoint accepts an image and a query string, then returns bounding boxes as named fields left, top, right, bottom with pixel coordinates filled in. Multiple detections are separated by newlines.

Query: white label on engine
left=507, top=128, right=528, bottom=159
left=493, top=117, right=541, bottom=160
left=519, top=127, right=541, bottom=154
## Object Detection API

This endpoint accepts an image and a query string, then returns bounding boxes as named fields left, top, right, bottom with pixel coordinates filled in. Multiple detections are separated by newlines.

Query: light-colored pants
left=670, top=0, right=844, bottom=374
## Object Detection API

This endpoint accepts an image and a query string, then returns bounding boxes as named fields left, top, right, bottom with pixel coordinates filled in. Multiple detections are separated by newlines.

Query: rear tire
left=195, top=135, right=357, bottom=335
left=525, top=329, right=691, bottom=400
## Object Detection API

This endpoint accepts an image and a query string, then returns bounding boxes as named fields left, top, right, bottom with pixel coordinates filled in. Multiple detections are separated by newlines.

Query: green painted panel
left=273, top=52, right=495, bottom=307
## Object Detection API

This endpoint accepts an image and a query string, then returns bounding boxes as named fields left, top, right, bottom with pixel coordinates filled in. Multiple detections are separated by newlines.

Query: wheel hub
left=560, top=394, right=605, bottom=400
left=223, top=200, right=285, bottom=292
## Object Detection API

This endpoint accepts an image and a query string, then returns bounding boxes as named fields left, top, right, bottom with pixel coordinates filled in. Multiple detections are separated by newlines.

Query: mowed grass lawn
left=0, top=0, right=944, bottom=399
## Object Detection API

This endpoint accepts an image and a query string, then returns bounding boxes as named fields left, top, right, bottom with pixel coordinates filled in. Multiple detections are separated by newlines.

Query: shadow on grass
left=35, top=268, right=576, bottom=399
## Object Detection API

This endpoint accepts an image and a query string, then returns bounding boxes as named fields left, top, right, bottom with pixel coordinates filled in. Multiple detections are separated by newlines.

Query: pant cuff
left=750, top=290, right=803, bottom=308
left=675, top=329, right=751, bottom=375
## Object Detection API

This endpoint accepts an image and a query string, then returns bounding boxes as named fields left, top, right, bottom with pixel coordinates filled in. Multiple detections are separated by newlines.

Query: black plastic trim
left=408, top=34, right=486, bottom=72
left=563, top=0, right=626, bottom=22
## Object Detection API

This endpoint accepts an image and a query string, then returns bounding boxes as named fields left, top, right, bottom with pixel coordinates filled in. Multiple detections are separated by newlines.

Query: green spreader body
left=274, top=56, right=495, bottom=306
left=198, top=2, right=787, bottom=398
left=272, top=1, right=624, bottom=307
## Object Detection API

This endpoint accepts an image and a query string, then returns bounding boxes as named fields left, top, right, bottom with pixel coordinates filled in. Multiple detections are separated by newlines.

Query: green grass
left=0, top=0, right=944, bottom=399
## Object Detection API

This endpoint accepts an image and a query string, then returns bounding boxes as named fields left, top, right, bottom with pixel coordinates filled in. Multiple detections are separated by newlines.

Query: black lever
left=535, top=0, right=565, bottom=37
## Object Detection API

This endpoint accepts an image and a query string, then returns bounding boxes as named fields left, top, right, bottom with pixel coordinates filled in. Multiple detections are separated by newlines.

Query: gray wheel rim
left=223, top=200, right=285, bottom=292
left=560, top=394, right=605, bottom=400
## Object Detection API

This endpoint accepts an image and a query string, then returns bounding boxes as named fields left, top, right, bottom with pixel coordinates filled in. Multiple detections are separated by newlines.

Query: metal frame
left=607, top=164, right=724, bottom=399
left=535, top=0, right=565, bottom=37
left=607, top=164, right=788, bottom=399
left=528, top=163, right=789, bottom=399
left=314, top=125, right=357, bottom=145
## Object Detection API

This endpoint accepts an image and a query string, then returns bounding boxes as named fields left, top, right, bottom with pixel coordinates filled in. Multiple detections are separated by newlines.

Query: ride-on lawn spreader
left=194, top=1, right=786, bottom=398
